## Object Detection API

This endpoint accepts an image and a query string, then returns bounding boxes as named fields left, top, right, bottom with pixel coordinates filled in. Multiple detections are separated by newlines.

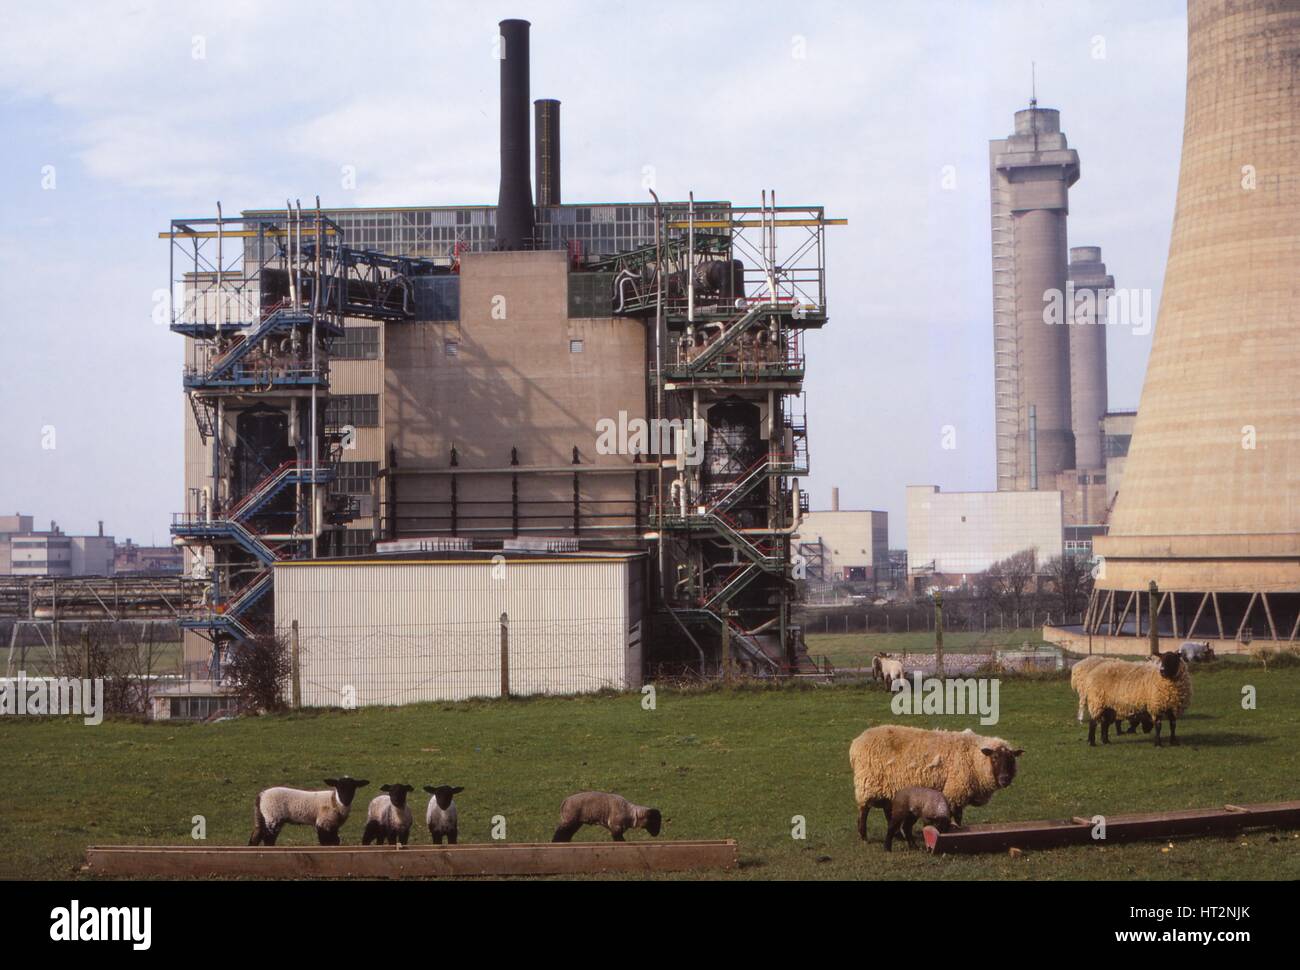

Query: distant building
left=796, top=509, right=888, bottom=589
left=905, top=485, right=1063, bottom=583
left=114, top=539, right=183, bottom=574
left=2, top=517, right=117, bottom=577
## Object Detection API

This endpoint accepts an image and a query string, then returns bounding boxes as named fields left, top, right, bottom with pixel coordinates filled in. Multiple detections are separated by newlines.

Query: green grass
left=805, top=627, right=1054, bottom=669
left=1, top=664, right=1298, bottom=880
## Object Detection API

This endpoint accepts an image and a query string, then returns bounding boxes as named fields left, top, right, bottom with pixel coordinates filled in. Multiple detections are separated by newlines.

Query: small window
left=570, top=339, right=584, bottom=353
left=444, top=339, right=459, bottom=357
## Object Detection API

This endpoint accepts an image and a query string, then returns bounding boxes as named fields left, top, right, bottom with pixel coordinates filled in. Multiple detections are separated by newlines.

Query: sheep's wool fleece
left=1070, top=655, right=1109, bottom=693
left=878, top=658, right=905, bottom=681
left=1083, top=659, right=1191, bottom=720
left=257, top=787, right=347, bottom=829
left=849, top=725, right=1013, bottom=812
left=368, top=794, right=412, bottom=831
left=558, top=792, right=649, bottom=831
left=427, top=798, right=457, bottom=834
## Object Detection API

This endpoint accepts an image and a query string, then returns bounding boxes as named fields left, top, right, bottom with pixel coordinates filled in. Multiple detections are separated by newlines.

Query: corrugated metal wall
left=274, top=559, right=637, bottom=708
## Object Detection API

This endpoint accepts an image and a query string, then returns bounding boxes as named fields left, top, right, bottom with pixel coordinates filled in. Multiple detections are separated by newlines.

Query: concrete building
left=113, top=539, right=183, bottom=574
left=0, top=515, right=34, bottom=577
left=989, top=105, right=1080, bottom=492
left=1100, top=410, right=1135, bottom=513
left=1067, top=246, right=1113, bottom=471
left=796, top=507, right=888, bottom=588
left=906, top=485, right=1063, bottom=580
left=3, top=518, right=116, bottom=577
left=274, top=551, right=645, bottom=706
left=1082, top=0, right=1300, bottom=651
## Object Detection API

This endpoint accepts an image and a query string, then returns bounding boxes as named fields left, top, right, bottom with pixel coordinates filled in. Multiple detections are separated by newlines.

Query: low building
left=114, top=540, right=183, bottom=574
left=905, top=485, right=1063, bottom=581
left=3, top=517, right=117, bottom=577
left=796, top=509, right=888, bottom=588
left=273, top=550, right=646, bottom=707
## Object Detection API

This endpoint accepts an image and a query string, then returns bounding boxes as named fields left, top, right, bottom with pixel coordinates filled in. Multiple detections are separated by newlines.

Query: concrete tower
left=1067, top=246, right=1113, bottom=470
left=1089, top=0, right=1300, bottom=646
left=990, top=106, right=1080, bottom=491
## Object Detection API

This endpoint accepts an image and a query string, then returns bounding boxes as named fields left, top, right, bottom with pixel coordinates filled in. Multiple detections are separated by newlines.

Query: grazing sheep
left=1179, top=640, right=1216, bottom=663
left=884, top=786, right=953, bottom=852
left=849, top=725, right=1023, bottom=840
left=551, top=791, right=663, bottom=842
left=1071, top=655, right=1153, bottom=734
left=362, top=784, right=415, bottom=846
left=872, top=653, right=905, bottom=690
left=249, top=776, right=369, bottom=846
left=1083, top=651, right=1191, bottom=747
left=423, top=784, right=464, bottom=845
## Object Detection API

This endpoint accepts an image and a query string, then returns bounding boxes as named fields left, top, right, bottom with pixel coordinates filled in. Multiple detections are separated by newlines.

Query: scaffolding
left=610, top=192, right=842, bottom=674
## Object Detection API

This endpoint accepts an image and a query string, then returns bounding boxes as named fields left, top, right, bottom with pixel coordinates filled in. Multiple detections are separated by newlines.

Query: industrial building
left=1076, top=0, right=1300, bottom=652
left=796, top=489, right=888, bottom=590
left=169, top=19, right=841, bottom=698
left=905, top=485, right=1063, bottom=583
left=0, top=515, right=116, bottom=578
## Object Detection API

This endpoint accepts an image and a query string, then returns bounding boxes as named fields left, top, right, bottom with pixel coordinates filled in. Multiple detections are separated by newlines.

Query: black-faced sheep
left=1083, top=651, right=1191, bottom=747
left=249, top=776, right=369, bottom=846
left=1072, top=655, right=1154, bottom=734
left=884, top=786, right=953, bottom=852
left=362, top=784, right=415, bottom=846
left=424, top=784, right=464, bottom=845
left=551, top=791, right=662, bottom=842
left=849, top=725, right=1023, bottom=840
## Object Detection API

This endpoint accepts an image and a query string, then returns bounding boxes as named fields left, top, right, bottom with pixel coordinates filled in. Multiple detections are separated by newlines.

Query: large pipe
left=496, top=19, right=535, bottom=250
left=535, top=98, right=560, bottom=207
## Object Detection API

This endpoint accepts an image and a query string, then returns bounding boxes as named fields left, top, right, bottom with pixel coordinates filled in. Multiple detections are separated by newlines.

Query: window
left=568, top=272, right=614, bottom=318
left=444, top=339, right=459, bottom=357
left=570, top=339, right=584, bottom=353
left=341, top=528, right=374, bottom=557
left=332, top=461, right=379, bottom=496
left=325, top=394, right=379, bottom=428
left=169, top=696, right=227, bottom=720
left=332, top=326, right=379, bottom=360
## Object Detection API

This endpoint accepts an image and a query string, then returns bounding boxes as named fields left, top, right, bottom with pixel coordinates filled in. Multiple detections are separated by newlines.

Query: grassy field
left=805, top=627, right=1055, bottom=669
left=1, top=661, right=1298, bottom=880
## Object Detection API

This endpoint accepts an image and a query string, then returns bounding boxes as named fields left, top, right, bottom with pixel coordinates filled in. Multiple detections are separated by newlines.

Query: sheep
left=849, top=725, right=1023, bottom=841
left=423, top=784, right=464, bottom=845
left=883, top=786, right=953, bottom=852
left=362, top=784, right=415, bottom=846
left=1071, top=655, right=1153, bottom=734
left=551, top=791, right=663, bottom=842
left=249, top=776, right=369, bottom=846
left=1083, top=651, right=1191, bottom=747
left=872, top=653, right=905, bottom=690
left=1179, top=640, right=1216, bottom=663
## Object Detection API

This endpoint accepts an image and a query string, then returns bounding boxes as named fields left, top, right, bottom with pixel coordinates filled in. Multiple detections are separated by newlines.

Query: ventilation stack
left=535, top=99, right=560, bottom=207
left=1089, top=0, right=1300, bottom=647
left=495, top=18, right=534, bottom=250
left=1067, top=246, right=1113, bottom=471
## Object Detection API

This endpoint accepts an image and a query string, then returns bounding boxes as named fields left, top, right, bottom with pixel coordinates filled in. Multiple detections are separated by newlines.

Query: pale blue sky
left=0, top=0, right=1187, bottom=545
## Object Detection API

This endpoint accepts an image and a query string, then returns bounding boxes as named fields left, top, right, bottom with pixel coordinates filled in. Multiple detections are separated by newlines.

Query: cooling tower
left=1090, top=0, right=1300, bottom=644
left=1067, top=246, right=1112, bottom=471
left=990, top=107, right=1080, bottom=491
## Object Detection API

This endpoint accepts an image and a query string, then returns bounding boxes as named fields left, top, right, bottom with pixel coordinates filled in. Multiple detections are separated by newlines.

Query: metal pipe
left=215, top=202, right=223, bottom=333
left=649, top=188, right=666, bottom=603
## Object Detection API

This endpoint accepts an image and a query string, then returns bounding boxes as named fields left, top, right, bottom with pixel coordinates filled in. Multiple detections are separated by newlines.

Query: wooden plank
left=85, top=840, right=738, bottom=879
left=924, top=800, right=1300, bottom=855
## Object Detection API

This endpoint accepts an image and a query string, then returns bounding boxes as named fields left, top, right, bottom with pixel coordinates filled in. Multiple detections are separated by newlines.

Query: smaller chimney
left=831, top=487, right=840, bottom=512
left=535, top=99, right=560, bottom=207
left=98, top=520, right=104, bottom=537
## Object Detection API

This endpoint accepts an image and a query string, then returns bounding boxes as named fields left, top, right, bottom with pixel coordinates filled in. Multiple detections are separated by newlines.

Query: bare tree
left=1044, top=554, right=1093, bottom=621
left=222, top=633, right=293, bottom=714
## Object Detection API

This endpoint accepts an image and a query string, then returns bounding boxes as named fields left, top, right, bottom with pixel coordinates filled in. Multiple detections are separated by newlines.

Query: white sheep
left=362, top=784, right=415, bottom=846
left=1082, top=651, right=1191, bottom=747
left=249, top=777, right=370, bottom=846
left=872, top=653, right=905, bottom=690
left=849, top=725, right=1023, bottom=840
left=1179, top=640, right=1216, bottom=663
left=424, top=784, right=464, bottom=845
left=1071, top=656, right=1154, bottom=735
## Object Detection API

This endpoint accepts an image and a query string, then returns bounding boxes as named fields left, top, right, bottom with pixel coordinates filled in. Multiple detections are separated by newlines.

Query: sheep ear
left=979, top=748, right=994, bottom=757
left=381, top=784, right=392, bottom=792
left=1011, top=749, right=1024, bottom=757
left=325, top=778, right=338, bottom=787
left=423, top=786, right=437, bottom=794
left=356, top=779, right=370, bottom=787
left=452, top=787, right=465, bottom=794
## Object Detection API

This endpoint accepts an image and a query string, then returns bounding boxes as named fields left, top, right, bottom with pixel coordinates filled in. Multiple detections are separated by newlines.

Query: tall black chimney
left=496, top=19, right=534, bottom=250
left=535, top=99, right=560, bottom=207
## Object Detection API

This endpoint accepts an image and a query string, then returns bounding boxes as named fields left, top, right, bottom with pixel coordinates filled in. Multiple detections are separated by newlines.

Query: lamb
left=1071, top=655, right=1153, bottom=734
left=362, top=784, right=415, bottom=846
left=883, top=786, right=953, bottom=852
left=849, top=725, right=1023, bottom=841
left=249, top=776, right=369, bottom=846
left=1083, top=651, right=1191, bottom=747
left=551, top=791, right=663, bottom=842
left=424, top=784, right=464, bottom=844
left=1179, top=640, right=1216, bottom=663
left=872, top=653, right=905, bottom=690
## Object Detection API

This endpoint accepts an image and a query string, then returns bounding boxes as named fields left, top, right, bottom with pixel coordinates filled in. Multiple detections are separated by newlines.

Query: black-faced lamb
left=884, top=786, right=953, bottom=852
left=872, top=653, right=905, bottom=689
left=424, top=784, right=464, bottom=844
left=849, top=725, right=1023, bottom=840
left=1179, top=640, right=1216, bottom=663
left=362, top=784, right=416, bottom=846
left=1083, top=651, right=1191, bottom=747
left=551, top=791, right=662, bottom=842
left=249, top=776, right=369, bottom=846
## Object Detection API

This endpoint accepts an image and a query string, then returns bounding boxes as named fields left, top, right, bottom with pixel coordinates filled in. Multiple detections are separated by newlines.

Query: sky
left=0, top=0, right=1188, bottom=547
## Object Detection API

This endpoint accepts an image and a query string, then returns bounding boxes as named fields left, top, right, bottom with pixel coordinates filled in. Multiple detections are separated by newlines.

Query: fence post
left=934, top=591, right=945, bottom=677
left=290, top=620, right=301, bottom=709
left=500, top=612, right=510, bottom=698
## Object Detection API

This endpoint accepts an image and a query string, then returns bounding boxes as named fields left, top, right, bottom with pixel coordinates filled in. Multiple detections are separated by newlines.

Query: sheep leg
left=883, top=816, right=899, bottom=852
left=428, top=827, right=441, bottom=844
left=551, top=822, right=581, bottom=843
left=903, top=814, right=919, bottom=850
left=398, top=829, right=410, bottom=846
left=317, top=827, right=340, bottom=846
left=361, top=821, right=381, bottom=846
left=1167, top=713, right=1178, bottom=746
left=446, top=831, right=458, bottom=845
left=263, top=827, right=280, bottom=847
left=1087, top=716, right=1098, bottom=747
left=1100, top=710, right=1115, bottom=744
left=952, top=806, right=964, bottom=826
left=857, top=804, right=870, bottom=841
left=611, top=828, right=626, bottom=842
left=1154, top=717, right=1163, bottom=747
